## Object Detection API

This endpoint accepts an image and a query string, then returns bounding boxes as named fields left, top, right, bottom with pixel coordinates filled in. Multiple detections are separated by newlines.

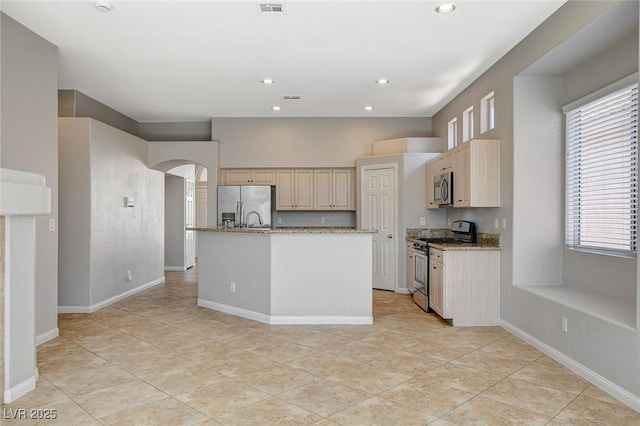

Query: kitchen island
left=191, top=227, right=376, bottom=324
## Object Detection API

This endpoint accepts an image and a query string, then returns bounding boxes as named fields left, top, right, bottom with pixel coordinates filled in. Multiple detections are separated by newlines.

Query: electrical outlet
left=502, top=218, right=507, bottom=229
left=230, top=281, right=236, bottom=293
left=419, top=217, right=426, bottom=226
left=562, top=316, right=568, bottom=332
left=321, top=217, right=326, bottom=224
left=495, top=218, right=499, bottom=229
left=49, top=218, right=56, bottom=232
left=447, top=218, right=452, bottom=226
left=277, top=217, right=282, bottom=224
left=126, top=270, right=133, bottom=282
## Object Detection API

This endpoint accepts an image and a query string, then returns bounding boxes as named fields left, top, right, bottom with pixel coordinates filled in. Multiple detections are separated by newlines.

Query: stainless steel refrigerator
left=217, top=186, right=275, bottom=228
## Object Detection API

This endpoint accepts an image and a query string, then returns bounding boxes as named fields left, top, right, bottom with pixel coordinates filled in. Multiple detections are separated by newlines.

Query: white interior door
left=195, top=183, right=208, bottom=228
left=361, top=166, right=397, bottom=291
left=185, top=180, right=196, bottom=268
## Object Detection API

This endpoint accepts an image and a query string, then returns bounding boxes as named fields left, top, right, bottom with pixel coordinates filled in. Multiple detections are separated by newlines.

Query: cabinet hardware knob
left=387, top=234, right=393, bottom=239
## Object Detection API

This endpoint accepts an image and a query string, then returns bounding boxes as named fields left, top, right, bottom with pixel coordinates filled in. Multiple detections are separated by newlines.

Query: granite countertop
left=406, top=229, right=500, bottom=251
left=188, top=227, right=377, bottom=234
left=427, top=242, right=500, bottom=251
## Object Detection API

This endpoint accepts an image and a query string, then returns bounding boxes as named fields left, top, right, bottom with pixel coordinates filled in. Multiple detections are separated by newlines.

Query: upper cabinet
left=313, top=169, right=354, bottom=211
left=222, top=169, right=276, bottom=185
left=426, top=139, right=500, bottom=208
left=276, top=169, right=314, bottom=210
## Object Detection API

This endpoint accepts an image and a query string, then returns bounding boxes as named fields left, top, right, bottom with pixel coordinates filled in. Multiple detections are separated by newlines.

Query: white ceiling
left=2, top=0, right=566, bottom=122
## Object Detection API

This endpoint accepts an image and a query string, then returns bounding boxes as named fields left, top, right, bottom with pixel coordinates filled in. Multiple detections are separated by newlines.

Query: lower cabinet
left=428, top=247, right=500, bottom=326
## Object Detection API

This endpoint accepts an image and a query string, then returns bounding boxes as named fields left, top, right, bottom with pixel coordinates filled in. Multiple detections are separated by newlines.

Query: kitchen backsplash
left=406, top=228, right=500, bottom=247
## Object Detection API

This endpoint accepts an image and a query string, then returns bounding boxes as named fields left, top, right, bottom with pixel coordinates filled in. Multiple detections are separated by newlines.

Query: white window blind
left=565, top=79, right=638, bottom=255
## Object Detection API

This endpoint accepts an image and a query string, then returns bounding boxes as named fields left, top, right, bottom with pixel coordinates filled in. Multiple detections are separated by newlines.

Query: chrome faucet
left=244, top=211, right=263, bottom=228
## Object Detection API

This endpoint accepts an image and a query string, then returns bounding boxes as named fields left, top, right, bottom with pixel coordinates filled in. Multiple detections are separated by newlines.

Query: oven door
left=413, top=251, right=427, bottom=295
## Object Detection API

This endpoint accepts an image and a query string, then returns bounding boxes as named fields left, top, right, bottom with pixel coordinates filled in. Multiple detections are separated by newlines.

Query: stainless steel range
left=410, top=220, right=476, bottom=312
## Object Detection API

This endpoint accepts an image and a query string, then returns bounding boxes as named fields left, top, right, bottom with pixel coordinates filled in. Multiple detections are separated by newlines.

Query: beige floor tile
left=379, top=378, right=474, bottom=417
left=171, top=340, right=243, bottom=363
left=452, top=350, right=529, bottom=376
left=361, top=330, right=420, bottom=349
left=442, top=396, right=551, bottom=425
left=200, top=351, right=279, bottom=378
left=46, top=362, right=137, bottom=397
left=278, top=380, right=372, bottom=417
left=358, top=350, right=444, bottom=376
left=555, top=394, right=640, bottom=425
left=37, top=351, right=108, bottom=377
left=36, top=337, right=88, bottom=361
left=214, top=397, right=321, bottom=425
left=419, top=363, right=503, bottom=394
left=249, top=340, right=316, bottom=362
left=99, top=396, right=208, bottom=426
left=143, top=329, right=204, bottom=352
left=286, top=351, right=362, bottom=378
left=219, top=331, right=285, bottom=351
left=328, top=396, right=436, bottom=425
left=175, top=377, right=270, bottom=418
left=581, top=384, right=625, bottom=405
left=73, top=380, right=167, bottom=419
left=405, top=340, right=476, bottom=362
left=142, top=363, right=226, bottom=395
left=510, top=356, right=590, bottom=394
left=479, top=335, right=543, bottom=361
left=112, top=351, right=194, bottom=378
left=236, top=364, right=319, bottom=395
left=327, top=363, right=411, bottom=394
left=480, top=378, right=577, bottom=417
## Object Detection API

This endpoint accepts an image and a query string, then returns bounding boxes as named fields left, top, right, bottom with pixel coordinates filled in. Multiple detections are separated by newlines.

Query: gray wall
left=139, top=121, right=212, bottom=141
left=58, top=118, right=165, bottom=309
left=165, top=175, right=186, bottom=269
left=212, top=117, right=432, bottom=168
left=431, top=0, right=640, bottom=400
left=1, top=13, right=59, bottom=339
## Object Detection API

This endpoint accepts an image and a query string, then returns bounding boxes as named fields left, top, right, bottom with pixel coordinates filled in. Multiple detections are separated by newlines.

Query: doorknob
left=387, top=234, right=393, bottom=239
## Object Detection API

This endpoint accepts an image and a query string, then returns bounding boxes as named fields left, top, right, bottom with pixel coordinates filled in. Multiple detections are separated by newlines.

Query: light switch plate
left=48, top=218, right=55, bottom=232
left=419, top=217, right=426, bottom=226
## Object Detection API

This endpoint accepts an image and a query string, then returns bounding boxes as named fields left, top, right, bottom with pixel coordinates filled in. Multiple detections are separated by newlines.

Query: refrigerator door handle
left=236, top=201, right=241, bottom=227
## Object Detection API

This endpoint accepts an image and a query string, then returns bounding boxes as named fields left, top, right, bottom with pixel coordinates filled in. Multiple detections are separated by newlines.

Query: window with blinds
left=564, top=77, right=638, bottom=256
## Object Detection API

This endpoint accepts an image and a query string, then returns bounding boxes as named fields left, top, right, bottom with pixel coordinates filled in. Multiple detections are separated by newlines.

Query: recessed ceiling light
left=272, top=105, right=281, bottom=111
left=94, top=0, right=113, bottom=12
left=364, top=106, right=374, bottom=111
left=375, top=78, right=390, bottom=85
left=435, top=3, right=456, bottom=14
left=261, top=78, right=275, bottom=85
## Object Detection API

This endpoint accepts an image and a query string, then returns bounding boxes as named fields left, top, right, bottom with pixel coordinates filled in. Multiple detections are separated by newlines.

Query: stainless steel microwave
left=434, top=171, right=453, bottom=206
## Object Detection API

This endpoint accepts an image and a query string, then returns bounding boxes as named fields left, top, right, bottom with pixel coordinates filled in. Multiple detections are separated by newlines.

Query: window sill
left=519, top=285, right=636, bottom=331
left=566, top=246, right=636, bottom=260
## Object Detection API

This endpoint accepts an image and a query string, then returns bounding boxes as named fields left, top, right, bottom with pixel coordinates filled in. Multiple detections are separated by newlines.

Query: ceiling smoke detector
left=258, top=3, right=286, bottom=15
left=94, top=0, right=113, bottom=12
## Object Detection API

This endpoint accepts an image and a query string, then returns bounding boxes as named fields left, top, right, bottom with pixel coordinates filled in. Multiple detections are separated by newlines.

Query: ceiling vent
left=282, top=95, right=301, bottom=100
left=259, top=3, right=286, bottom=15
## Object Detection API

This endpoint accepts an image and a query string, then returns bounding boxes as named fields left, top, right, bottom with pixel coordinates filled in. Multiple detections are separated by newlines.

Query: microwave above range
left=434, top=171, right=453, bottom=206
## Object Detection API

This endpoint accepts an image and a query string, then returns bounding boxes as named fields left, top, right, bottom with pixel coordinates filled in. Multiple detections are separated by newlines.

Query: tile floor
left=3, top=268, right=640, bottom=425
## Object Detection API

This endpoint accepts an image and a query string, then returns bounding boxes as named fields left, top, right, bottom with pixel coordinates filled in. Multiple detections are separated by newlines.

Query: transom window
left=564, top=75, right=638, bottom=256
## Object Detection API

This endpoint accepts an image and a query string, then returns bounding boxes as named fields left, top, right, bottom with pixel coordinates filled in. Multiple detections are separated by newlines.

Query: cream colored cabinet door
left=251, top=169, right=276, bottom=185
left=453, top=144, right=470, bottom=207
left=224, top=169, right=275, bottom=185
left=314, top=169, right=354, bottom=210
left=276, top=170, right=296, bottom=210
left=295, top=169, right=314, bottom=210
left=332, top=169, right=354, bottom=210
left=429, top=259, right=445, bottom=316
left=224, top=169, right=252, bottom=185
left=313, top=169, right=333, bottom=210
left=276, top=169, right=313, bottom=210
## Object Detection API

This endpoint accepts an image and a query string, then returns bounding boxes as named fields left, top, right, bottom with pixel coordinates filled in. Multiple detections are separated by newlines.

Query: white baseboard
left=500, top=319, right=640, bottom=412
left=59, top=277, right=165, bottom=314
left=36, top=328, right=59, bottom=346
left=269, top=315, right=373, bottom=325
left=3, top=370, right=37, bottom=404
left=198, top=299, right=271, bottom=323
left=164, top=266, right=187, bottom=271
left=197, top=299, right=373, bottom=325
